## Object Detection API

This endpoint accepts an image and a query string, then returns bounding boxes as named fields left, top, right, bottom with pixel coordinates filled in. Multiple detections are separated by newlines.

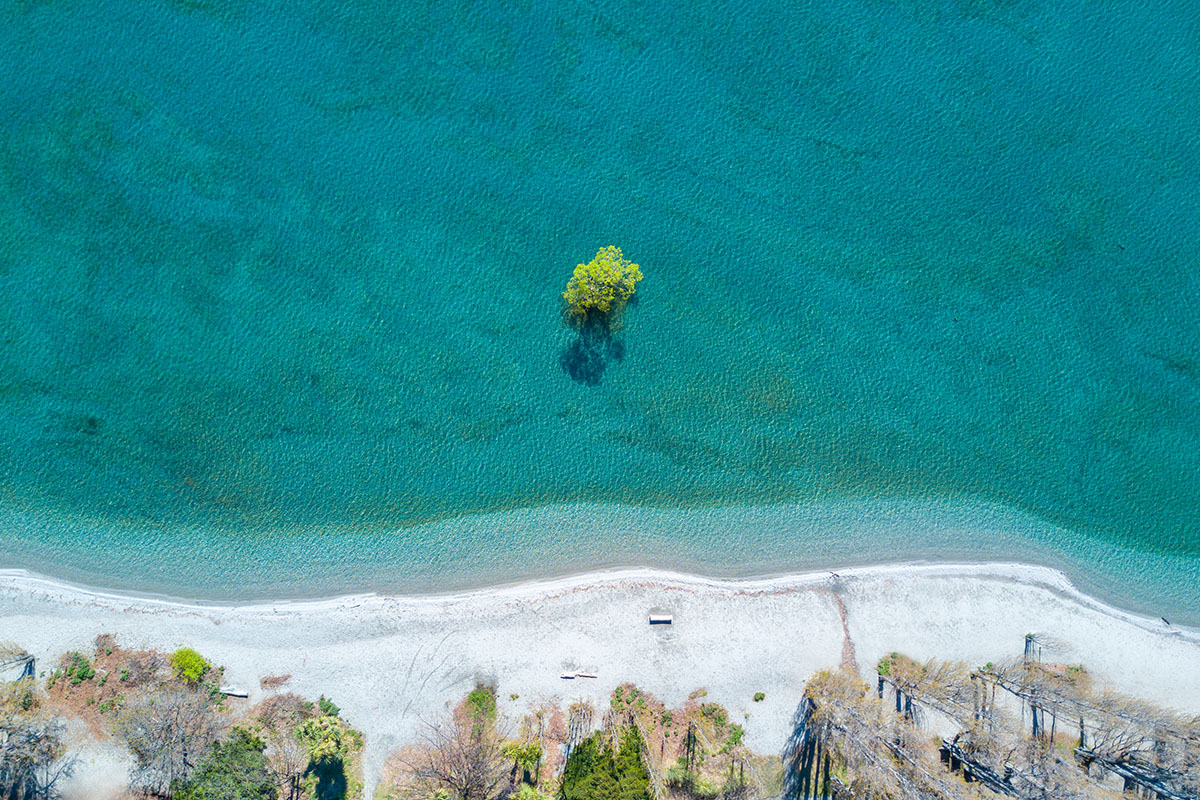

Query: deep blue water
left=0, top=0, right=1197, bottom=614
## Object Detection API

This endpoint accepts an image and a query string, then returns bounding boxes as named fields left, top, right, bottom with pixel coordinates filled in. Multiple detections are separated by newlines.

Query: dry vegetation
left=786, top=640, right=1200, bottom=799
left=6, top=633, right=1200, bottom=800
left=1, top=643, right=76, bottom=800
left=2, top=635, right=364, bottom=800
left=377, top=683, right=781, bottom=800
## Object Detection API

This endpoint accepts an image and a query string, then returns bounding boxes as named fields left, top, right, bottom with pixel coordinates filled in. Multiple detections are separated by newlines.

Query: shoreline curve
left=2, top=560, right=1196, bottom=640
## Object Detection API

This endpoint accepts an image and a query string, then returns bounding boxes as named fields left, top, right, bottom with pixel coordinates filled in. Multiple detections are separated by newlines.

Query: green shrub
left=753, top=692, right=765, bottom=702
left=170, top=648, right=210, bottom=684
left=5, top=681, right=36, bottom=712
left=466, top=685, right=496, bottom=724
left=729, top=724, right=744, bottom=747
left=65, top=653, right=95, bottom=685
left=515, top=785, right=554, bottom=800
left=317, top=695, right=340, bottom=718
left=700, top=703, right=727, bottom=726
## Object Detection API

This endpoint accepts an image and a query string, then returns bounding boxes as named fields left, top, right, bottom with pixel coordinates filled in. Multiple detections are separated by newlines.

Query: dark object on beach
left=649, top=614, right=672, bottom=625
left=1162, top=617, right=1171, bottom=626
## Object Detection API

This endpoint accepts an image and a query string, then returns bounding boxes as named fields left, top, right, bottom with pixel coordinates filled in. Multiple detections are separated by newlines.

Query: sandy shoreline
left=3, top=562, right=1199, bottom=798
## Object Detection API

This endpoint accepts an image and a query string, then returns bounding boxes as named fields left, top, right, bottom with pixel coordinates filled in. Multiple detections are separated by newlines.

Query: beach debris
left=649, top=613, right=672, bottom=625
left=1162, top=616, right=1171, bottom=626
left=260, top=673, right=291, bottom=690
left=560, top=671, right=598, bottom=680
left=218, top=686, right=249, bottom=698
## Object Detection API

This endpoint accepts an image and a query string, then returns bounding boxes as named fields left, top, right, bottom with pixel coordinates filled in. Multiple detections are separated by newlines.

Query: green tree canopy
left=560, top=729, right=650, bottom=800
left=503, top=740, right=542, bottom=772
left=172, top=728, right=276, bottom=800
left=297, top=713, right=362, bottom=764
left=562, top=246, right=643, bottom=323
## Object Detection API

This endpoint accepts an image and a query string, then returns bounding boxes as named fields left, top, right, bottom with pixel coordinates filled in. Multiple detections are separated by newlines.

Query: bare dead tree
left=980, top=658, right=1200, bottom=798
left=0, top=714, right=76, bottom=800
left=114, top=686, right=222, bottom=797
left=871, top=649, right=1200, bottom=800
left=786, top=667, right=982, bottom=800
left=257, top=694, right=310, bottom=800
left=564, top=701, right=594, bottom=763
left=265, top=734, right=308, bottom=800
left=882, top=655, right=977, bottom=725
left=401, top=710, right=508, bottom=800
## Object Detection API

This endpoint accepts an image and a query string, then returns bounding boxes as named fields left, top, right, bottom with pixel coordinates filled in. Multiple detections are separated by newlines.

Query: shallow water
left=0, top=0, right=1197, bottom=613
left=3, top=500, right=1199, bottom=628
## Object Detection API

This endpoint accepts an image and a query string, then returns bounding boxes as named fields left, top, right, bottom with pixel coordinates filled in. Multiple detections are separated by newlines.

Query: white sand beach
left=2, top=563, right=1199, bottom=798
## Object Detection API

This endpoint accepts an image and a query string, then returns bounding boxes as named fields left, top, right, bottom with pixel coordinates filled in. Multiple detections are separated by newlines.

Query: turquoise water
left=0, top=0, right=1197, bottom=615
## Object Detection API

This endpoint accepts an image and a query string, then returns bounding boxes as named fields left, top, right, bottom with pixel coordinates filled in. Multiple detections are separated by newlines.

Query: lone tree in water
left=562, top=246, right=642, bottom=326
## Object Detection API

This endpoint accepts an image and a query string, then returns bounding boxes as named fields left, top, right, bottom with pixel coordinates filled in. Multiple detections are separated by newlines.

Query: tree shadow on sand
left=560, top=315, right=626, bottom=386
left=306, top=757, right=348, bottom=800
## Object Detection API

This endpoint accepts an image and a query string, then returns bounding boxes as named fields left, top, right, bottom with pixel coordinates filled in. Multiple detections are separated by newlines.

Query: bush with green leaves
left=170, top=648, right=210, bottom=684
left=465, top=684, right=496, bottom=725
left=172, top=728, right=276, bottom=800
left=64, top=652, right=95, bottom=685
left=513, top=784, right=553, bottom=800
left=317, top=696, right=341, bottom=718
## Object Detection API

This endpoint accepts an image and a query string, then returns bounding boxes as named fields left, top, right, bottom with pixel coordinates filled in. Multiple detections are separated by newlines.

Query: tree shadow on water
left=560, top=316, right=625, bottom=386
